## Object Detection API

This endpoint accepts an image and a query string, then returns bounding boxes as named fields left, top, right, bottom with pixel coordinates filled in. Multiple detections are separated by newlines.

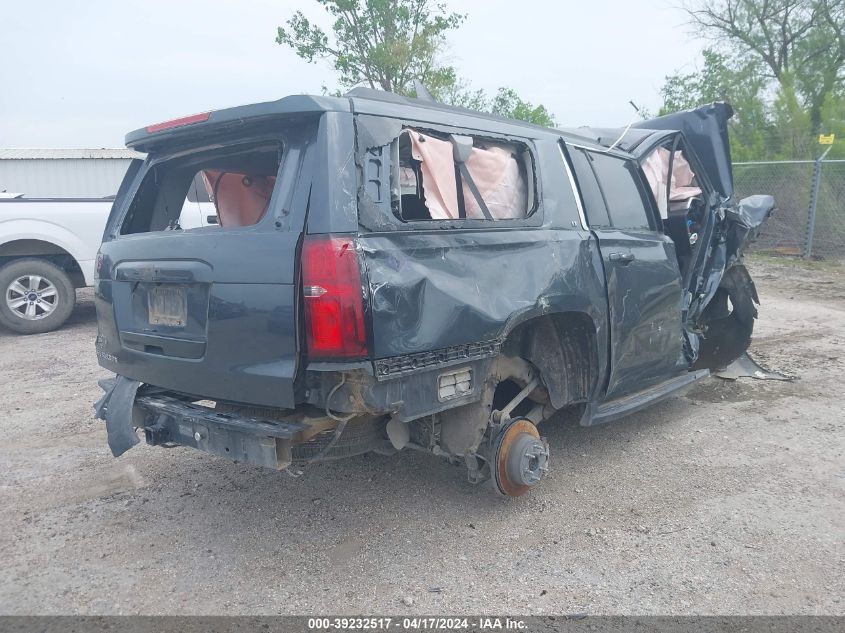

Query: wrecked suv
left=94, top=90, right=772, bottom=496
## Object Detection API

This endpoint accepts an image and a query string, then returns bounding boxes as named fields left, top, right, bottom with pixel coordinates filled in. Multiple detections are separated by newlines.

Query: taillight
left=94, top=253, right=105, bottom=280
left=302, top=235, right=368, bottom=358
left=145, top=112, right=210, bottom=133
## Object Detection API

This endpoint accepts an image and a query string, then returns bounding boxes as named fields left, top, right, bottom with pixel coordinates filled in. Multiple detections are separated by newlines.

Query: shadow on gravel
left=106, top=395, right=692, bottom=554
left=65, top=296, right=97, bottom=327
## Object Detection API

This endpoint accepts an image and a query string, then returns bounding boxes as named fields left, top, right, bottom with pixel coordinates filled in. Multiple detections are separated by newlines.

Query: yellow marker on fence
left=818, top=133, right=835, bottom=145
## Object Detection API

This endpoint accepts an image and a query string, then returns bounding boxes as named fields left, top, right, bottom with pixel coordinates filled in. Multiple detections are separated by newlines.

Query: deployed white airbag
left=406, top=130, right=527, bottom=220
left=642, top=147, right=702, bottom=219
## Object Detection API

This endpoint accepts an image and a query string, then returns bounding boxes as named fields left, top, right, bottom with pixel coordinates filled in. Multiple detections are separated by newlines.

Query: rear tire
left=0, top=259, right=76, bottom=334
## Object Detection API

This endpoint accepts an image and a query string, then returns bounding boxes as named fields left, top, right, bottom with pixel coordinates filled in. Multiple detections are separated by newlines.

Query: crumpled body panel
left=359, top=229, right=607, bottom=363
left=94, top=375, right=142, bottom=457
left=633, top=103, right=735, bottom=201
left=726, top=194, right=775, bottom=264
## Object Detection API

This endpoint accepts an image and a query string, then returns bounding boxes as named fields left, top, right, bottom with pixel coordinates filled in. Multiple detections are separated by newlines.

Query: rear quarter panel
left=354, top=131, right=609, bottom=397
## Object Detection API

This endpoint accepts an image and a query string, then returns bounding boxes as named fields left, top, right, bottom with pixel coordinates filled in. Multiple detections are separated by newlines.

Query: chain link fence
left=732, top=157, right=845, bottom=259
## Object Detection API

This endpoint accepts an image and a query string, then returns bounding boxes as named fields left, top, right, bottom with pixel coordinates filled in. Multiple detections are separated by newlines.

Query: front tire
left=693, top=265, right=758, bottom=371
left=0, top=259, right=76, bottom=334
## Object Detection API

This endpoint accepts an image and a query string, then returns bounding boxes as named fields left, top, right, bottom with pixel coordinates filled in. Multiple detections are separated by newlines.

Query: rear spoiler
left=125, top=95, right=350, bottom=153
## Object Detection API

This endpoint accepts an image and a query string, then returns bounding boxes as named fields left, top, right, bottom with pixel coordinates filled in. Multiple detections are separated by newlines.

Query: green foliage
left=276, top=0, right=557, bottom=127
left=276, top=0, right=465, bottom=95
left=820, top=90, right=845, bottom=159
left=441, top=84, right=557, bottom=127
left=659, top=49, right=773, bottom=160
left=488, top=88, right=557, bottom=127
left=659, top=1, right=845, bottom=160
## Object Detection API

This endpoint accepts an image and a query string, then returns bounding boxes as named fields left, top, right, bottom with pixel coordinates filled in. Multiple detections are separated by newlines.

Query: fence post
left=804, top=147, right=832, bottom=259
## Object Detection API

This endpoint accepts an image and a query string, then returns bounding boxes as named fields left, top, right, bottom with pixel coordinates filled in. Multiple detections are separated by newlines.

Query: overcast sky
left=0, top=0, right=702, bottom=148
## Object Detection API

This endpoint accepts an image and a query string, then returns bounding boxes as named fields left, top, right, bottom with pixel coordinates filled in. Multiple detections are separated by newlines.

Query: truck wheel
left=0, top=259, right=76, bottom=334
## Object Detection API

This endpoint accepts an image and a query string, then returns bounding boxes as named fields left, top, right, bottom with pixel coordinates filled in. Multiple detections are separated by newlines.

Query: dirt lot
left=0, top=257, right=843, bottom=615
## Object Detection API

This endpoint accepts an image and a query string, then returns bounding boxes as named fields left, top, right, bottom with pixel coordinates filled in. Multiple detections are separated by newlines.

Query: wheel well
left=0, top=240, right=84, bottom=288
left=492, top=378, right=536, bottom=418
left=503, top=312, right=598, bottom=409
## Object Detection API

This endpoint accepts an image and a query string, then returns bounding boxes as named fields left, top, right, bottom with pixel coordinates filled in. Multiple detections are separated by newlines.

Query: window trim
left=557, top=142, right=588, bottom=230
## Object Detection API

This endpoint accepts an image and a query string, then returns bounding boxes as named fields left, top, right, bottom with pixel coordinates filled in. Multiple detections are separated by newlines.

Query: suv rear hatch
left=95, top=117, right=320, bottom=409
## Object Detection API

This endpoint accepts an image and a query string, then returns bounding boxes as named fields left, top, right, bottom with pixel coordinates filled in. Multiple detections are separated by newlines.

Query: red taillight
left=145, top=112, right=210, bottom=133
left=302, top=235, right=368, bottom=359
left=94, top=253, right=105, bottom=280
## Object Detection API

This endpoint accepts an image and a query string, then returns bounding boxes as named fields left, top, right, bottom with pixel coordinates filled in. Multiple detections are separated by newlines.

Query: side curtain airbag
left=203, top=170, right=276, bottom=227
left=407, top=131, right=527, bottom=220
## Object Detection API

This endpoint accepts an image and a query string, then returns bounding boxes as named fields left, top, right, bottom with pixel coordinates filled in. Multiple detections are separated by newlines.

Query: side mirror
left=734, top=195, right=775, bottom=228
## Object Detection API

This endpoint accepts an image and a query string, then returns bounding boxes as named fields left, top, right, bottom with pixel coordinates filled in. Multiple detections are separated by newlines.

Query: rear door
left=95, top=125, right=318, bottom=409
left=567, top=145, right=686, bottom=399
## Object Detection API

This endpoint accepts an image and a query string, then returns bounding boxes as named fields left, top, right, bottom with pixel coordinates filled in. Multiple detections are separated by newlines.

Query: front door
left=567, top=145, right=686, bottom=399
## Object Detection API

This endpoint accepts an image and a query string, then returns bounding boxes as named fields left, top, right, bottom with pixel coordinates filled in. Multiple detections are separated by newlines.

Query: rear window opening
left=394, top=129, right=534, bottom=222
left=120, top=143, right=282, bottom=234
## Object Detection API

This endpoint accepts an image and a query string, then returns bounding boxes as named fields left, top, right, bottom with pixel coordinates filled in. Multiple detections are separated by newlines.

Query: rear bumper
left=95, top=377, right=319, bottom=470
left=138, top=394, right=307, bottom=469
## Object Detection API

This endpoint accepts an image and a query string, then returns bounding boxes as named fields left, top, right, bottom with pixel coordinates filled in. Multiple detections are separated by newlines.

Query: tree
left=276, top=0, right=557, bottom=126
left=443, top=84, right=557, bottom=127
left=684, top=0, right=845, bottom=134
left=488, top=88, right=556, bottom=127
left=659, top=49, right=773, bottom=160
left=276, top=0, right=465, bottom=97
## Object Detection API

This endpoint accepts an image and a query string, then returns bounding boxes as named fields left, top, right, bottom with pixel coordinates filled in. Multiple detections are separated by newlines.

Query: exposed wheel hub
left=507, top=433, right=548, bottom=486
left=493, top=418, right=549, bottom=496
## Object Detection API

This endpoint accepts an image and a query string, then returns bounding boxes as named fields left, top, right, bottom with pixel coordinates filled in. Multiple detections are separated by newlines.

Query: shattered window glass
left=120, top=144, right=280, bottom=234
left=641, top=145, right=703, bottom=220
left=396, top=129, right=532, bottom=222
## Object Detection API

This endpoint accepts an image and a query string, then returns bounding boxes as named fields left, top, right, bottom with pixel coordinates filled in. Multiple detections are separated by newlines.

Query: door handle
left=609, top=252, right=635, bottom=264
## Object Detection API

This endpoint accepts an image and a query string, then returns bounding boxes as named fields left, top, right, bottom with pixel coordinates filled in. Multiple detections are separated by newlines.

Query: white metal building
left=0, top=148, right=144, bottom=198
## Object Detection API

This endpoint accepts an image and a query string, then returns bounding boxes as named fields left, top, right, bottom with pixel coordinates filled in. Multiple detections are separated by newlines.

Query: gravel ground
left=0, top=258, right=843, bottom=615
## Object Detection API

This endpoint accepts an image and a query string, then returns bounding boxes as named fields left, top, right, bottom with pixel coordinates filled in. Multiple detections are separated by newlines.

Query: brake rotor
left=493, top=418, right=549, bottom=496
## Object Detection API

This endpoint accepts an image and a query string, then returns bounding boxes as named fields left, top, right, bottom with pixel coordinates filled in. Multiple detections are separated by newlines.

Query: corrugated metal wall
left=0, top=158, right=135, bottom=198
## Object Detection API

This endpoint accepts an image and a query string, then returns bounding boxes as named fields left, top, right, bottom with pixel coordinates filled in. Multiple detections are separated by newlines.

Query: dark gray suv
left=93, top=89, right=772, bottom=496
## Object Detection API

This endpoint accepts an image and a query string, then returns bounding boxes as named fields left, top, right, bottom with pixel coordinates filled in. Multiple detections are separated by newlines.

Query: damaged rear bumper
left=94, top=376, right=311, bottom=469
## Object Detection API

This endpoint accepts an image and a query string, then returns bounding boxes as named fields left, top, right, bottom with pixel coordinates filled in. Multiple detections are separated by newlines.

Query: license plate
left=148, top=286, right=187, bottom=327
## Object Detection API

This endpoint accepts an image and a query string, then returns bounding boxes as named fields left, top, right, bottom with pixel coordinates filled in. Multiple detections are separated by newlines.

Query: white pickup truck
left=0, top=178, right=215, bottom=334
